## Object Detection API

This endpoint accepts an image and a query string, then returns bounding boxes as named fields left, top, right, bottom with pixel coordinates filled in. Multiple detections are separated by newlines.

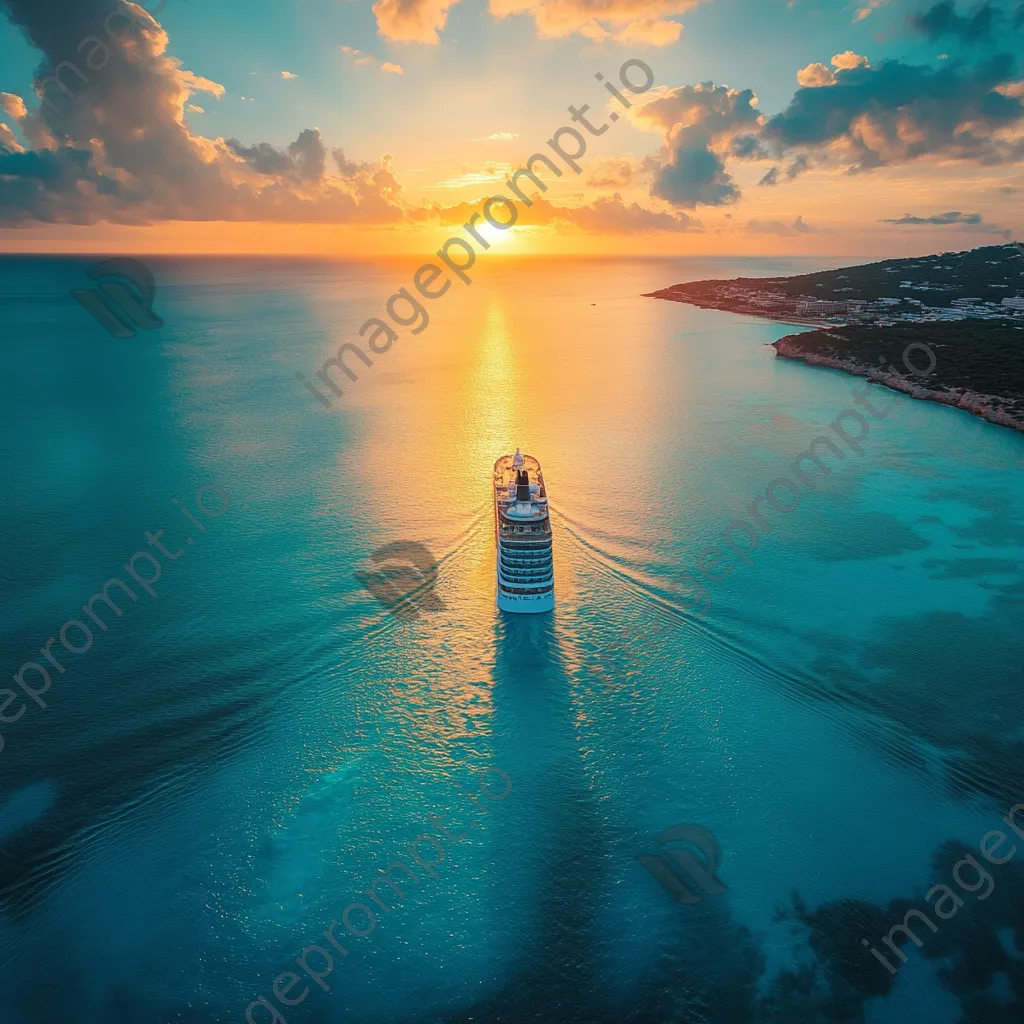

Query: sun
left=475, top=219, right=518, bottom=249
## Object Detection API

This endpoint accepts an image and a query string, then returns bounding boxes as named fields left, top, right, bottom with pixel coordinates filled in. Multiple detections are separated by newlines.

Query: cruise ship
left=493, top=449, right=554, bottom=613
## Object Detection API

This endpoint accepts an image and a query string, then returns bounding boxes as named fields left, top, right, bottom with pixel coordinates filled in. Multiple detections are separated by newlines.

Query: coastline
left=644, top=288, right=836, bottom=330
left=772, top=334, right=1024, bottom=434
left=645, top=288, right=1024, bottom=435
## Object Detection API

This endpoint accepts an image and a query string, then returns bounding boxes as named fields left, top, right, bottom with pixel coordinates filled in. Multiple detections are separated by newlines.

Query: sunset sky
left=0, top=0, right=1021, bottom=255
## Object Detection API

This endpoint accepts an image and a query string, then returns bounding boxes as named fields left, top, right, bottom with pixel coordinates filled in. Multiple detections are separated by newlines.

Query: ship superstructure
left=493, top=449, right=554, bottom=613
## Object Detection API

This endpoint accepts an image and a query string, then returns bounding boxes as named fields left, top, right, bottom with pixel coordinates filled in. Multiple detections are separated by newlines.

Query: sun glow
left=477, top=221, right=519, bottom=250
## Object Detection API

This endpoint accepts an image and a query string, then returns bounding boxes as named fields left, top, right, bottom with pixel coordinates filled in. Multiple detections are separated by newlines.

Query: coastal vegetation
left=649, top=244, right=1024, bottom=432
left=694, top=244, right=1024, bottom=307
left=773, top=321, right=1024, bottom=432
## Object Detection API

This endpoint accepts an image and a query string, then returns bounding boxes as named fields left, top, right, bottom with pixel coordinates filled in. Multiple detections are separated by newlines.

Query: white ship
left=493, top=449, right=554, bottom=613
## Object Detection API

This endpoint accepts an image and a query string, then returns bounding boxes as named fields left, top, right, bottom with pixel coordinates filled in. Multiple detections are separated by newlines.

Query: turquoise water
left=1, top=255, right=1023, bottom=1023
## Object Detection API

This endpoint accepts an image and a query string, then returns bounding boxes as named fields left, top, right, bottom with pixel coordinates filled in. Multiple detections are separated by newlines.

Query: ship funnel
left=516, top=468, right=530, bottom=502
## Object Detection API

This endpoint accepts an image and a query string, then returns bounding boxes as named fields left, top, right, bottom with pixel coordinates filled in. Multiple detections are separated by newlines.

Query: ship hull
left=496, top=588, right=555, bottom=613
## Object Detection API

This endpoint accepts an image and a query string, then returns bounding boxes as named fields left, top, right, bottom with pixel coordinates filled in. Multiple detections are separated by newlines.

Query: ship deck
left=493, top=454, right=546, bottom=497
left=493, top=453, right=550, bottom=537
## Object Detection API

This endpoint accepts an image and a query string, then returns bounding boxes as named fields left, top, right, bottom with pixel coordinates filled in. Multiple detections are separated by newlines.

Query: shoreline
left=772, top=334, right=1024, bottom=434
left=644, top=289, right=837, bottom=330
left=645, top=288, right=1024, bottom=436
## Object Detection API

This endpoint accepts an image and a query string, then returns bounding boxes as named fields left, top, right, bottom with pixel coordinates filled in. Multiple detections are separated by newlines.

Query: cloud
left=650, top=135, right=740, bottom=206
left=633, top=82, right=765, bottom=137
left=0, top=0, right=404, bottom=226
left=762, top=54, right=1024, bottom=172
left=612, top=17, right=683, bottom=44
left=340, top=47, right=403, bottom=74
left=747, top=214, right=822, bottom=235
left=784, top=153, right=811, bottom=178
left=340, top=45, right=376, bottom=66
left=0, top=122, right=24, bottom=153
left=880, top=209, right=1012, bottom=235
left=797, top=51, right=871, bottom=88
left=186, top=103, right=204, bottom=113
left=577, top=18, right=684, bottom=44
left=280, top=71, right=298, bottom=80
left=633, top=82, right=764, bottom=207
left=792, top=213, right=819, bottom=232
left=908, top=1, right=999, bottom=42
left=567, top=192, right=699, bottom=231
left=730, top=133, right=765, bottom=157
left=797, top=63, right=836, bottom=88
left=417, top=192, right=700, bottom=232
left=0, top=92, right=28, bottom=120
left=831, top=50, right=870, bottom=70
left=488, top=0, right=702, bottom=43
left=472, top=132, right=519, bottom=141
left=586, top=157, right=635, bottom=188
left=855, top=0, right=889, bottom=20
left=227, top=128, right=328, bottom=182
left=751, top=156, right=804, bottom=190
left=433, top=163, right=515, bottom=188
left=639, top=53, right=1023, bottom=214
left=881, top=209, right=983, bottom=223
left=373, top=0, right=461, bottom=42
left=331, top=148, right=361, bottom=177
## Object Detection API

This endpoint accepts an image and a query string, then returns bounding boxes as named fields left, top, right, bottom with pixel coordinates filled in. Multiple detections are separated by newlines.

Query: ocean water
left=1, top=254, right=1023, bottom=1024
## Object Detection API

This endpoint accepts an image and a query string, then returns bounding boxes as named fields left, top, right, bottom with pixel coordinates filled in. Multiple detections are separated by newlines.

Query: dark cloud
left=634, top=83, right=763, bottom=208
left=286, top=128, right=328, bottom=181
left=636, top=56, right=1024, bottom=213
left=650, top=128, right=741, bottom=207
left=880, top=210, right=1012, bottom=235
left=224, top=140, right=298, bottom=179
left=0, top=0, right=404, bottom=225
left=730, top=132, right=765, bottom=158
left=762, top=54, right=1024, bottom=171
left=226, top=129, right=328, bottom=183
left=881, top=210, right=983, bottom=223
left=332, top=148, right=361, bottom=177
left=908, top=1, right=999, bottom=41
left=784, top=153, right=811, bottom=179
left=755, top=153, right=813, bottom=186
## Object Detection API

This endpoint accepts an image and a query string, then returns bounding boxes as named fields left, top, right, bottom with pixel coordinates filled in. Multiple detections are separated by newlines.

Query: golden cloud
left=796, top=63, right=836, bottom=88
left=489, top=0, right=701, bottom=40
left=373, top=0, right=462, bottom=43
